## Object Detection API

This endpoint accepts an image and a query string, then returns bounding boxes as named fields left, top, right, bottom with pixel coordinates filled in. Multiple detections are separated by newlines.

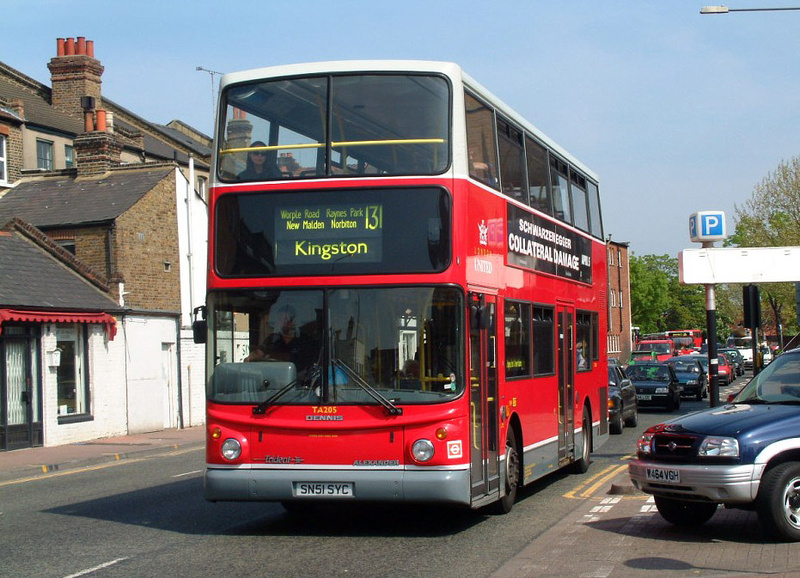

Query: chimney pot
left=48, top=37, right=104, bottom=118
left=86, top=40, right=94, bottom=58
left=77, top=37, right=86, bottom=55
left=57, top=38, right=65, bottom=57
left=96, top=109, right=107, bottom=132
left=84, top=111, right=94, bottom=133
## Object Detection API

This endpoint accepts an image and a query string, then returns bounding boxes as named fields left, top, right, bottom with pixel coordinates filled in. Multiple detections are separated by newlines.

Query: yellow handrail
left=219, top=138, right=445, bottom=156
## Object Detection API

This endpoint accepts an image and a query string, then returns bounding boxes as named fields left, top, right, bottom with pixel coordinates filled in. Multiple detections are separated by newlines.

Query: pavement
left=3, top=424, right=800, bottom=577
left=0, top=425, right=206, bottom=483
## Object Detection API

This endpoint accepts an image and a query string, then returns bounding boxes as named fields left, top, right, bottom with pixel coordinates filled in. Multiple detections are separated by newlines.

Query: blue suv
left=628, top=348, right=800, bottom=541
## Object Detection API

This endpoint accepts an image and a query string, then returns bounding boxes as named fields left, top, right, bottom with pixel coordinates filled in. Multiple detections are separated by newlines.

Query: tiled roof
left=0, top=223, right=119, bottom=311
left=0, top=62, right=83, bottom=136
left=0, top=59, right=211, bottom=163
left=0, top=167, right=173, bottom=228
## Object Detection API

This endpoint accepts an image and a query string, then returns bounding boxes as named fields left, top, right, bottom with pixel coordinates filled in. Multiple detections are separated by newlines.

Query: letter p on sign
left=689, top=211, right=727, bottom=243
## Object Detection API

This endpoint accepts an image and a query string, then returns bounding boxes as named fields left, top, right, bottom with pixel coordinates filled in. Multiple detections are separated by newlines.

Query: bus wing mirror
left=192, top=306, right=207, bottom=344
left=470, top=305, right=490, bottom=331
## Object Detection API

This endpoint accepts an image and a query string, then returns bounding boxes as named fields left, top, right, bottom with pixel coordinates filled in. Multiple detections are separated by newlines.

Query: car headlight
left=637, top=432, right=655, bottom=454
left=687, top=379, right=697, bottom=385
left=655, top=387, right=668, bottom=394
left=411, top=439, right=435, bottom=462
left=221, top=438, right=242, bottom=461
left=699, top=436, right=739, bottom=457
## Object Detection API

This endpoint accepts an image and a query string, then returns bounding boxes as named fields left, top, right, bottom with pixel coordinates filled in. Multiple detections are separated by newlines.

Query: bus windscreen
left=218, top=73, right=450, bottom=180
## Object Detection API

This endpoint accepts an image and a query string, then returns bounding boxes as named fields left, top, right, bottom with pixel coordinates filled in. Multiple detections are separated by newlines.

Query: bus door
left=556, top=303, right=575, bottom=465
left=468, top=293, right=500, bottom=502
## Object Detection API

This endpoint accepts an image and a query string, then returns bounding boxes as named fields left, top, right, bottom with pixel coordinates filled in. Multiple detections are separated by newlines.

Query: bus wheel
left=756, top=462, right=800, bottom=541
left=571, top=408, right=591, bottom=474
left=494, top=428, right=520, bottom=514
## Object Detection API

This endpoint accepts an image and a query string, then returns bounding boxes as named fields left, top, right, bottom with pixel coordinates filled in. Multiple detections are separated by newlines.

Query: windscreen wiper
left=333, top=358, right=403, bottom=416
left=253, top=378, right=298, bottom=415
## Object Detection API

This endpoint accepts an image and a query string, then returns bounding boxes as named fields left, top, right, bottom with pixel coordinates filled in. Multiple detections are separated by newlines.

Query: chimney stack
left=73, top=132, right=123, bottom=177
left=48, top=37, right=104, bottom=120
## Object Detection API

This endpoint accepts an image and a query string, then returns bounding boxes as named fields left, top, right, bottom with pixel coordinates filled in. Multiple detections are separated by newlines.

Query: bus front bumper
left=205, top=465, right=471, bottom=506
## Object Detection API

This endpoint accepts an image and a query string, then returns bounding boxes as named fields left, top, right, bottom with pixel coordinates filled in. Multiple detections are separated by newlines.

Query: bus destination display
left=275, top=203, right=383, bottom=265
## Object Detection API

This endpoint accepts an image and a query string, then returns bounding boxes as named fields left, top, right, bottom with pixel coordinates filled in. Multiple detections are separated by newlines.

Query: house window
left=56, top=324, right=89, bottom=419
left=57, top=239, right=76, bottom=255
left=197, top=176, right=208, bottom=202
left=0, top=134, right=7, bottom=183
left=65, top=145, right=75, bottom=168
left=37, top=139, right=54, bottom=170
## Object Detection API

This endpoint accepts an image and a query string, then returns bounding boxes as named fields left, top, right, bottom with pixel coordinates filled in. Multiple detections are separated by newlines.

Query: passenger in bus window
left=238, top=141, right=281, bottom=180
left=577, top=341, right=588, bottom=370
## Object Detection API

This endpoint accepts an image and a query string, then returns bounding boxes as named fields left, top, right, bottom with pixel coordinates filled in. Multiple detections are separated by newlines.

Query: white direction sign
left=679, top=246, right=800, bottom=284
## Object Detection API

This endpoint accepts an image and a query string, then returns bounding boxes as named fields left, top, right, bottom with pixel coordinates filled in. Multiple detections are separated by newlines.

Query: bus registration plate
left=293, top=482, right=354, bottom=498
left=646, top=467, right=680, bottom=484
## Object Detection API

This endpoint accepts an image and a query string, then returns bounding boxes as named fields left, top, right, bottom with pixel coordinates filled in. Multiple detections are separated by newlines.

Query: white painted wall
left=41, top=324, right=127, bottom=447
left=122, top=315, right=180, bottom=434
left=175, top=166, right=208, bottom=329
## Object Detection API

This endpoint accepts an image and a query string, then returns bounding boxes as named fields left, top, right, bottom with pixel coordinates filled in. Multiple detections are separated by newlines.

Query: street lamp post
left=701, top=5, right=800, bottom=13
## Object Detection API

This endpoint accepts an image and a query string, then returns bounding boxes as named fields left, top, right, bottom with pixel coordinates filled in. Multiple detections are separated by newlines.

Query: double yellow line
left=563, top=463, right=630, bottom=499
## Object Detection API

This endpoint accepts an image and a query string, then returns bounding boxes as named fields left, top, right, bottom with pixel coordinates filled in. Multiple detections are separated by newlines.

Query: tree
left=630, top=254, right=712, bottom=339
left=629, top=254, right=670, bottom=335
left=729, top=156, right=800, bottom=344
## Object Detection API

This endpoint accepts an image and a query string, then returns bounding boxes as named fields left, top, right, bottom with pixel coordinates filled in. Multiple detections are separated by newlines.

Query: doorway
left=1, top=325, right=42, bottom=451
left=468, top=292, right=500, bottom=502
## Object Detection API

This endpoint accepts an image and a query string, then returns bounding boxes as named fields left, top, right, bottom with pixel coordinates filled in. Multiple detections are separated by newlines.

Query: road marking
left=172, top=469, right=203, bottom=478
left=0, top=459, right=146, bottom=488
left=564, top=464, right=627, bottom=499
left=63, top=557, right=129, bottom=577
left=0, top=447, right=204, bottom=488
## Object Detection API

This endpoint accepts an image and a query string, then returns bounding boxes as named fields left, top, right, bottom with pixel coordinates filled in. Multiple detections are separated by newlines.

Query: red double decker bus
left=196, top=61, right=608, bottom=512
left=665, top=329, right=703, bottom=352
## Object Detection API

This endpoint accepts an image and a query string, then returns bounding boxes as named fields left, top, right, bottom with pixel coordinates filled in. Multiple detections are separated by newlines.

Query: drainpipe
left=185, top=155, right=195, bottom=322
left=176, top=315, right=184, bottom=429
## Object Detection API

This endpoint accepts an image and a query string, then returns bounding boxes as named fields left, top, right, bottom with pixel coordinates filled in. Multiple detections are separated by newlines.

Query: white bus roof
left=219, top=60, right=599, bottom=182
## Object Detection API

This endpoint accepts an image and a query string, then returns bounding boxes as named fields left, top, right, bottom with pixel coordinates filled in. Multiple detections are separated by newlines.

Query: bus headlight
left=411, top=439, right=435, bottom=462
left=221, top=438, right=242, bottom=461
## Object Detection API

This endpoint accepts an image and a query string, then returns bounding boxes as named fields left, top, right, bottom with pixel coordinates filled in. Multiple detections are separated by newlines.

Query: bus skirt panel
left=204, top=465, right=471, bottom=505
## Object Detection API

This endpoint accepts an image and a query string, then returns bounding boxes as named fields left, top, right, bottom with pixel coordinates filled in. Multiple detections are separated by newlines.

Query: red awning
left=0, top=309, right=117, bottom=340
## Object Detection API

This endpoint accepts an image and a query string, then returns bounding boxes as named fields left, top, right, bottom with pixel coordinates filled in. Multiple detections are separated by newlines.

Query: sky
left=3, top=0, right=799, bottom=258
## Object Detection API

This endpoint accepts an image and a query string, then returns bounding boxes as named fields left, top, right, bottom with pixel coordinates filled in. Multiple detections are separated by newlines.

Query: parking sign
left=689, top=211, right=727, bottom=243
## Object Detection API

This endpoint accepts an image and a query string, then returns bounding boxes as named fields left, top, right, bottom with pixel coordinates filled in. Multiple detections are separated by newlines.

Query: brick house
left=607, top=240, right=633, bottom=364
left=0, top=38, right=210, bottom=449
left=0, top=219, right=123, bottom=450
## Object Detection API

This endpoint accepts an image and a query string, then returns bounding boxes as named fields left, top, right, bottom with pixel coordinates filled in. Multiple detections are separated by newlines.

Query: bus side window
left=465, top=92, right=499, bottom=190
left=526, top=137, right=552, bottom=216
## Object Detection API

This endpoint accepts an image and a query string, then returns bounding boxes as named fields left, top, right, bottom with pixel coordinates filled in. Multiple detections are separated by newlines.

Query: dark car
left=667, top=355, right=707, bottom=400
left=628, top=348, right=800, bottom=541
left=607, top=364, right=638, bottom=434
left=720, top=348, right=745, bottom=376
left=625, top=362, right=682, bottom=411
